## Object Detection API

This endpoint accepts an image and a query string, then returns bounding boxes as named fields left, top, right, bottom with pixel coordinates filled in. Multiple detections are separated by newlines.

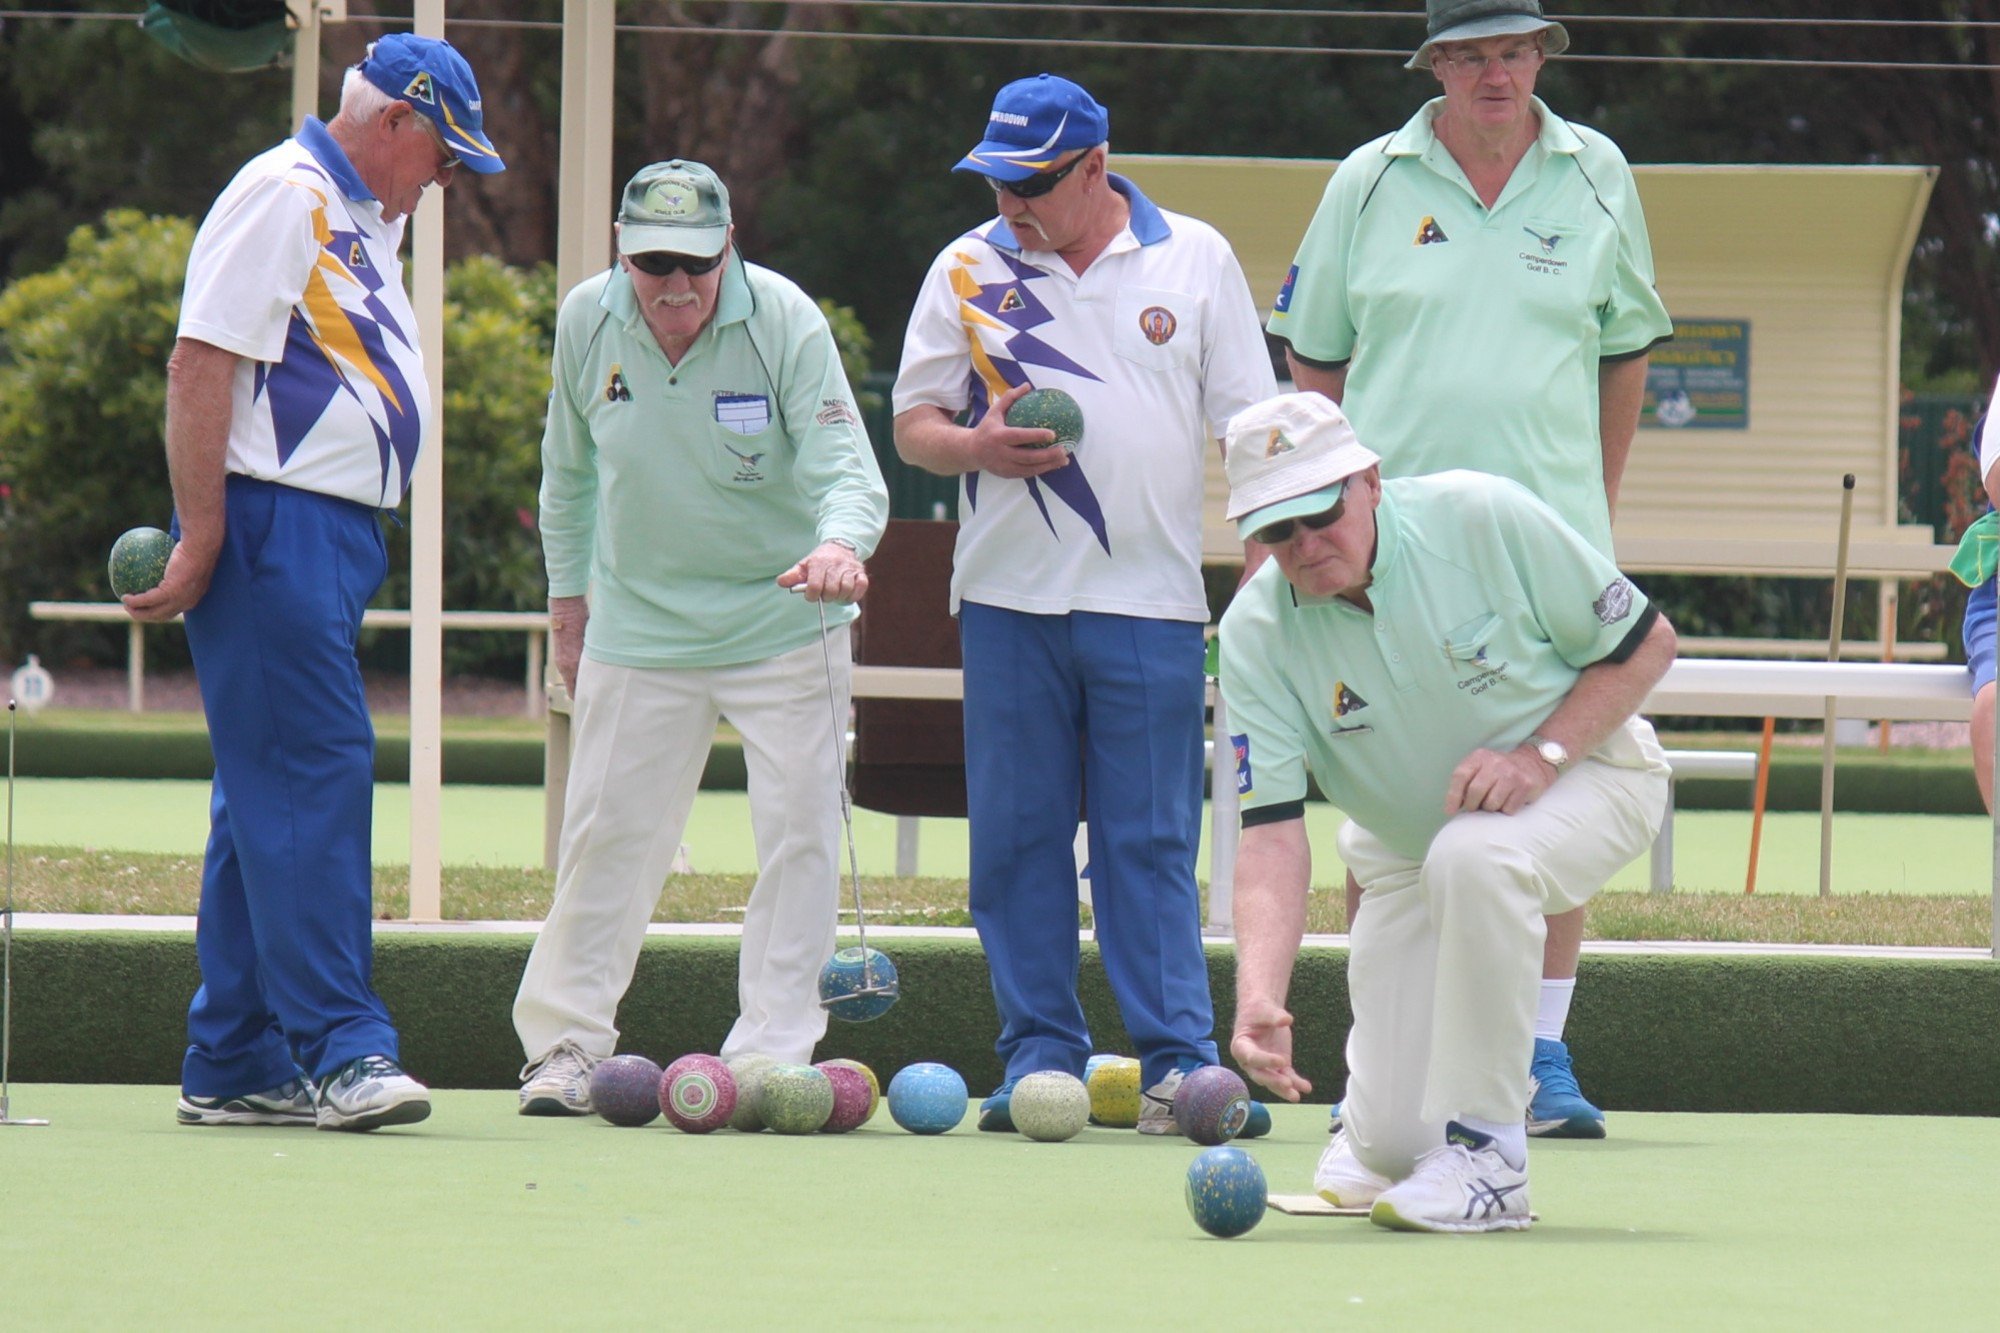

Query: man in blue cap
left=893, top=74, right=1277, bottom=1135
left=126, top=34, right=504, bottom=1132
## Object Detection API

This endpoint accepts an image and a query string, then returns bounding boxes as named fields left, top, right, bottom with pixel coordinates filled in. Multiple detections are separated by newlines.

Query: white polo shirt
left=178, top=117, right=431, bottom=509
left=894, top=176, right=1277, bottom=622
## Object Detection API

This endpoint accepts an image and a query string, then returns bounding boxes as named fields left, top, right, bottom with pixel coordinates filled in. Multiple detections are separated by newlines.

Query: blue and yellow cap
left=360, top=34, right=505, bottom=174
left=954, top=74, right=1109, bottom=182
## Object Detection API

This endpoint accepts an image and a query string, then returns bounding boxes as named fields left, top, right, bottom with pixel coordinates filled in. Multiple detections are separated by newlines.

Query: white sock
left=1537, top=977, right=1576, bottom=1042
left=1456, top=1116, right=1528, bottom=1171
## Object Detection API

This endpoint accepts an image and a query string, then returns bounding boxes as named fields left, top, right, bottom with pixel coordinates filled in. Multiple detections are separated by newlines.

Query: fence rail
left=26, top=602, right=549, bottom=716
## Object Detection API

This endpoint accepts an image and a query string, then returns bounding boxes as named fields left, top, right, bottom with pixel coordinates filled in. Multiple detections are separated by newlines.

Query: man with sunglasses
left=1216, top=392, right=1674, bottom=1231
left=513, top=161, right=888, bottom=1114
left=124, top=35, right=504, bottom=1132
left=893, top=74, right=1277, bottom=1135
left=1267, top=0, right=1674, bottom=1139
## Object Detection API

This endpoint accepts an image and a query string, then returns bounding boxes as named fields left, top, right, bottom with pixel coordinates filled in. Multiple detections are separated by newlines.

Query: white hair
left=337, top=63, right=398, bottom=124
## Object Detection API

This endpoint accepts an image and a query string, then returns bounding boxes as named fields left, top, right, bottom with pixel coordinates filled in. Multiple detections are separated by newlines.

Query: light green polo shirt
left=1219, top=471, right=1660, bottom=862
left=540, top=259, right=889, bottom=669
left=1266, top=98, right=1673, bottom=557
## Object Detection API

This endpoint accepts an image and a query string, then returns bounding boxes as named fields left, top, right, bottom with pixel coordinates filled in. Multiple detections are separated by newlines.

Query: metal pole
left=3, top=701, right=50, bottom=1125
left=406, top=0, right=447, bottom=923
left=1818, top=475, right=1855, bottom=899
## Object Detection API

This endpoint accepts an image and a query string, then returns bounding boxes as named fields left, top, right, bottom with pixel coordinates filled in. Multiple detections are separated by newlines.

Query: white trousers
left=513, top=631, right=850, bottom=1066
left=1336, top=717, right=1668, bottom=1181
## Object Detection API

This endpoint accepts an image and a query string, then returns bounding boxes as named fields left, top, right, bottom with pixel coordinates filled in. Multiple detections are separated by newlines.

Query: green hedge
left=10, top=931, right=1999, bottom=1115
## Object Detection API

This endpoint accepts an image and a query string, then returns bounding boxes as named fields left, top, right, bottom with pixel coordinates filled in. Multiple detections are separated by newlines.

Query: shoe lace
left=1531, top=1046, right=1583, bottom=1100
left=519, top=1038, right=592, bottom=1084
left=344, top=1055, right=402, bottom=1084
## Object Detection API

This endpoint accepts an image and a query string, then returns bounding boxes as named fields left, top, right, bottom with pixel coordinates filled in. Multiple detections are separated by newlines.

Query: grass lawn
left=10, top=779, right=1997, bottom=944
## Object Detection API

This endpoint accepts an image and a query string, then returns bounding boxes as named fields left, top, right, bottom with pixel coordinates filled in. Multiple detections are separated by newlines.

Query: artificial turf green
left=13, top=777, right=2000, bottom=894
left=2, top=1087, right=1993, bottom=1329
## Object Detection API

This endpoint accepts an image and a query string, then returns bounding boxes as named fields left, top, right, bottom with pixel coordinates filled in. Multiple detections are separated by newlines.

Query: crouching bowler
left=1218, top=393, right=1674, bottom=1232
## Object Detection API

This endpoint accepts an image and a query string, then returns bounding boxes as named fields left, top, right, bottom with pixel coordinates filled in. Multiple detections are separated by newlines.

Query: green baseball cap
left=617, top=160, right=731, bottom=259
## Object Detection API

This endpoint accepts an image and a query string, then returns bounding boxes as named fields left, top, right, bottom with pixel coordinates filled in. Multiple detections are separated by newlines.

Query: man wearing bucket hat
left=892, top=74, right=1277, bottom=1134
left=126, top=35, right=504, bottom=1132
left=1217, top=392, right=1674, bottom=1231
left=1267, top=0, right=1673, bottom=1137
left=512, top=160, right=888, bottom=1114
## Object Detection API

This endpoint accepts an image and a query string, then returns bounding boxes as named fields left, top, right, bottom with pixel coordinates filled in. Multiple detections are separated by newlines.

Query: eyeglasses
left=987, top=150, right=1092, bottom=200
left=1250, top=496, right=1347, bottom=546
left=414, top=112, right=461, bottom=173
left=1434, top=43, right=1543, bottom=76
left=627, top=250, right=726, bottom=278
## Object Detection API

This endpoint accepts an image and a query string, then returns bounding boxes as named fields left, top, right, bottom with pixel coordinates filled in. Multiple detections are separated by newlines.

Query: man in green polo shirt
left=513, top=160, right=889, bottom=1114
left=1266, top=0, right=1675, bottom=1138
left=1217, top=392, right=1674, bottom=1232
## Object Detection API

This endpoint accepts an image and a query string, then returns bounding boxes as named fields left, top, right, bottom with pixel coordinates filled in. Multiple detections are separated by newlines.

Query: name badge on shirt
left=715, top=393, right=771, bottom=435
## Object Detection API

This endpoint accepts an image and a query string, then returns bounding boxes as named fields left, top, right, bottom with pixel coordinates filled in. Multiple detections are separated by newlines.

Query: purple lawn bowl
left=590, top=1054, right=665, bottom=1127
left=1173, top=1066, right=1252, bottom=1146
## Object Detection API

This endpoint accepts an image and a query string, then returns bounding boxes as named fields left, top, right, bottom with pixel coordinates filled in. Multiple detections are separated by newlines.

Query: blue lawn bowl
left=1185, top=1145, right=1268, bottom=1239
left=818, top=946, right=900, bottom=1023
left=887, top=1062, right=968, bottom=1135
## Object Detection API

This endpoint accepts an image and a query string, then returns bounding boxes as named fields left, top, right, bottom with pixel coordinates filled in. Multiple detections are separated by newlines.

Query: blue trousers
left=178, top=477, right=400, bottom=1097
left=1966, top=576, right=1996, bottom=695
left=960, top=602, right=1219, bottom=1090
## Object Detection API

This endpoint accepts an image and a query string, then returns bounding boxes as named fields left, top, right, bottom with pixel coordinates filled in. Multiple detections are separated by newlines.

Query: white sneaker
left=177, top=1074, right=317, bottom=1127
left=1314, top=1127, right=1393, bottom=1207
left=519, top=1039, right=597, bottom=1117
left=314, top=1055, right=432, bottom=1132
left=1137, top=1067, right=1186, bottom=1136
left=1369, top=1128, right=1531, bottom=1234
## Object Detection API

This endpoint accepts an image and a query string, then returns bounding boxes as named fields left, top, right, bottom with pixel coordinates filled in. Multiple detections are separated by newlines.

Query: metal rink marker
left=3, top=701, right=49, bottom=1126
left=794, top=588, right=896, bottom=1010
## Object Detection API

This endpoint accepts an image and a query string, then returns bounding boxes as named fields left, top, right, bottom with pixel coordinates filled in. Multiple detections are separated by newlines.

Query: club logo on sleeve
left=1594, top=578, right=1636, bottom=625
left=998, top=288, right=1026, bottom=313
left=1414, top=217, right=1449, bottom=245
left=816, top=399, right=859, bottom=427
left=1139, top=306, right=1178, bottom=345
left=603, top=365, right=631, bottom=403
left=347, top=241, right=369, bottom=270
left=1328, top=681, right=1373, bottom=737
left=714, top=392, right=771, bottom=435
left=1231, top=733, right=1253, bottom=796
left=1273, top=263, right=1298, bottom=314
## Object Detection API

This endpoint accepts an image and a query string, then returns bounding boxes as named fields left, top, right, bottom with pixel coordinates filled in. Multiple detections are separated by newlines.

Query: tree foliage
left=0, top=209, right=190, bottom=668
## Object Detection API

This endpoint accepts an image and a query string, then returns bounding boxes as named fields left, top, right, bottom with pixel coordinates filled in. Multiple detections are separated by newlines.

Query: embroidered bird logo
left=725, top=443, right=766, bottom=468
left=1523, top=227, right=1563, bottom=255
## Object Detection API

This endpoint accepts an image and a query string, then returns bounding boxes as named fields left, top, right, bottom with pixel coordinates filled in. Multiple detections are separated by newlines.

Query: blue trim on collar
left=297, top=117, right=376, bottom=203
left=1113, top=174, right=1172, bottom=246
left=976, top=172, right=1173, bottom=254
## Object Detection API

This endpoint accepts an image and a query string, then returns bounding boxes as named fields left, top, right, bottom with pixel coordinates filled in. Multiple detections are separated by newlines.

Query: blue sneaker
left=1328, top=1100, right=1343, bottom=1133
left=1527, top=1038, right=1606, bottom=1139
left=978, top=1079, right=1017, bottom=1132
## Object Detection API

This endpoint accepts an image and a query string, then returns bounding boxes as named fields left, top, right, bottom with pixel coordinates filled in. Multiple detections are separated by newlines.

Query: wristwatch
left=1525, top=733, right=1569, bottom=773
left=824, top=537, right=859, bottom=554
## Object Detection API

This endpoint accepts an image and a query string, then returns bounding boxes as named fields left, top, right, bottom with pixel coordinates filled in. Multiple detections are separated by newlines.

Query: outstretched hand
left=1230, top=996, right=1312, bottom=1103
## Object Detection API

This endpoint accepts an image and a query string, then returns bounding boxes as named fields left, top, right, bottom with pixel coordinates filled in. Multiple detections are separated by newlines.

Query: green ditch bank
left=8, top=722, right=1988, bottom=813
left=11, top=931, right=1999, bottom=1115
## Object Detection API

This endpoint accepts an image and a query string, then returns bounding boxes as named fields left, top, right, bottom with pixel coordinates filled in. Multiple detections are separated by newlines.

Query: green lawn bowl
left=1004, top=387, right=1085, bottom=453
left=108, top=526, right=175, bottom=597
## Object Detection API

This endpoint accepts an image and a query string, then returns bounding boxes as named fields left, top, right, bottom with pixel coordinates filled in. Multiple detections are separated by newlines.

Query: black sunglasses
left=1251, top=496, right=1347, bottom=546
left=987, top=150, right=1092, bottom=200
left=628, top=250, right=726, bottom=278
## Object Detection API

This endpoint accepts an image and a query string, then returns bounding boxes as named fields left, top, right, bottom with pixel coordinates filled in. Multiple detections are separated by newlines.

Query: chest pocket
left=704, top=392, right=779, bottom=490
left=1442, top=612, right=1504, bottom=670
left=1114, top=285, right=1199, bottom=374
